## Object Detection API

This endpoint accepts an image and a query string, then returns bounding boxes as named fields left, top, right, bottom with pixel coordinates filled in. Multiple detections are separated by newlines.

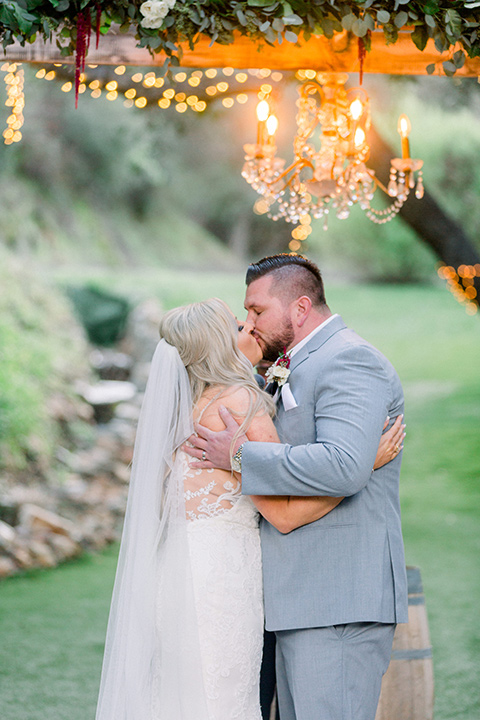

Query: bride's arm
left=243, top=407, right=405, bottom=535
left=250, top=493, right=343, bottom=534
left=242, top=411, right=342, bottom=534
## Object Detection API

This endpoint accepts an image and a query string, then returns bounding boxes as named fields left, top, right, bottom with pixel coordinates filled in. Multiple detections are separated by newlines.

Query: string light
left=2, top=63, right=24, bottom=145
left=438, top=264, right=480, bottom=315
left=28, top=63, right=284, bottom=120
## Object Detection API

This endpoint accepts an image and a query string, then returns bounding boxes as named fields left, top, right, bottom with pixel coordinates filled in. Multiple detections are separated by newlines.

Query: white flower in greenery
left=140, top=0, right=173, bottom=29
left=265, top=364, right=290, bottom=387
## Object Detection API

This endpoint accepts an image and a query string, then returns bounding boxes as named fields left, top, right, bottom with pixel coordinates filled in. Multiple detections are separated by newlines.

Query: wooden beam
left=4, top=29, right=480, bottom=76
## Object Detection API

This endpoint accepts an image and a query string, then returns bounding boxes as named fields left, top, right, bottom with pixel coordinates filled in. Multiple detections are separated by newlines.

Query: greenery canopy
left=1, top=1, right=480, bottom=76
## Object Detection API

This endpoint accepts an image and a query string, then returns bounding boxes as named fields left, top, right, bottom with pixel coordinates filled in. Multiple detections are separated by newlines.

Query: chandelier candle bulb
left=398, top=114, right=411, bottom=159
left=266, top=114, right=278, bottom=146
left=354, top=127, right=366, bottom=149
left=256, top=99, right=270, bottom=146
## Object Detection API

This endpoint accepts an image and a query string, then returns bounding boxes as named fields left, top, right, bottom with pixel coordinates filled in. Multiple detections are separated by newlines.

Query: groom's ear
left=294, top=296, right=312, bottom=327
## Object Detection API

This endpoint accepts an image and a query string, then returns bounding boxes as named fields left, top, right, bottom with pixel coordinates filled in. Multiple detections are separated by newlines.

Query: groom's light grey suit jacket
left=242, top=315, right=408, bottom=631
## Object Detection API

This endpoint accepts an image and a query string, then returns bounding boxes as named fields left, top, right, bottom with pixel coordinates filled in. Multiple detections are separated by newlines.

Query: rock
left=0, top=519, right=16, bottom=547
left=0, top=497, right=20, bottom=526
left=29, top=539, right=57, bottom=568
left=0, top=556, right=17, bottom=578
left=20, top=503, right=79, bottom=541
left=89, top=349, right=134, bottom=381
left=11, top=541, right=34, bottom=569
left=47, top=533, right=82, bottom=560
left=112, top=462, right=131, bottom=485
left=76, top=380, right=137, bottom=423
left=115, top=402, right=140, bottom=422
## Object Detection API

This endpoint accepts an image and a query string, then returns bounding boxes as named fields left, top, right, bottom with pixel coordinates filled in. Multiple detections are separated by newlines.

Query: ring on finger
left=202, top=450, right=207, bottom=462
left=394, top=444, right=399, bottom=453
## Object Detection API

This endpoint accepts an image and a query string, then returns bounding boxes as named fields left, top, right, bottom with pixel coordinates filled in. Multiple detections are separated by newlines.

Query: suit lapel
left=289, top=315, right=347, bottom=374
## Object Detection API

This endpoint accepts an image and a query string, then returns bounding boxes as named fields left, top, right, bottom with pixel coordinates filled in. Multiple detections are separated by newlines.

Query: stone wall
left=0, top=299, right=163, bottom=579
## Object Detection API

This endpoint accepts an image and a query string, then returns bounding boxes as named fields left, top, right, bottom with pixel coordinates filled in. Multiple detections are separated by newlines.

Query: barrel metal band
left=391, top=647, right=432, bottom=661
left=408, top=595, right=425, bottom=605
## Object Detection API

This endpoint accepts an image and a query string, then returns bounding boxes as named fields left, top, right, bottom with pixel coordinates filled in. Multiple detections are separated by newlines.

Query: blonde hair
left=159, top=298, right=274, bottom=448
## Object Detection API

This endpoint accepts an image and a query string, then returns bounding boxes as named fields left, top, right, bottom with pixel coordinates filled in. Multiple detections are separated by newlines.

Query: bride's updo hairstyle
left=159, top=298, right=274, bottom=441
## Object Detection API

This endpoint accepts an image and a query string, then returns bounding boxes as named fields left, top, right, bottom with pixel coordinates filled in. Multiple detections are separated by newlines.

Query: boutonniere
left=265, top=347, right=291, bottom=387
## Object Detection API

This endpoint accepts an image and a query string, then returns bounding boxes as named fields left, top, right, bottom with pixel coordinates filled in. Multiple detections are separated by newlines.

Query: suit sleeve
left=241, top=345, right=392, bottom=497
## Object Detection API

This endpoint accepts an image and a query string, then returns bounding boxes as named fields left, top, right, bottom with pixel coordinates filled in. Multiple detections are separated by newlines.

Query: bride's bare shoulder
left=198, top=386, right=278, bottom=443
left=195, top=386, right=251, bottom=428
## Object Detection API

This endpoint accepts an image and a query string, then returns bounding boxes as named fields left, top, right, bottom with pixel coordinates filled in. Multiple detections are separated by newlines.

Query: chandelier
left=241, top=73, right=424, bottom=230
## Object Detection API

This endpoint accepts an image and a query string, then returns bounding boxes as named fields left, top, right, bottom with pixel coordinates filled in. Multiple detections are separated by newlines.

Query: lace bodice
left=180, top=451, right=242, bottom=521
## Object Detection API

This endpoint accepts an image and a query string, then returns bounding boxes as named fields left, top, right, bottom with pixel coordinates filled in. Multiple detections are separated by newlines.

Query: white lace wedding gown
left=178, top=450, right=264, bottom=720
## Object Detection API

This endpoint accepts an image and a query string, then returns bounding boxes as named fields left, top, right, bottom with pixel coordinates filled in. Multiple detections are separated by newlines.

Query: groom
left=187, top=254, right=408, bottom=720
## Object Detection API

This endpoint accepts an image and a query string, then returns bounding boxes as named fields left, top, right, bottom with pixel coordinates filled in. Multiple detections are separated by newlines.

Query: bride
left=95, top=298, right=403, bottom=720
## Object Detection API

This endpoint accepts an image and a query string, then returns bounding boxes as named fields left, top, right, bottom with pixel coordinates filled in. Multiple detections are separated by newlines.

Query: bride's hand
left=374, top=415, right=405, bottom=470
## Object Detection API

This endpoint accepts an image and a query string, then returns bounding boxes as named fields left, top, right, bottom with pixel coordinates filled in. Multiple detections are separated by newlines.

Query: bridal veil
left=95, top=339, right=210, bottom=720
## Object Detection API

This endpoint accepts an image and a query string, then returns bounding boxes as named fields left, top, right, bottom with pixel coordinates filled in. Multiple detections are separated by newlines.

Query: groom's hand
left=183, top=406, right=247, bottom=471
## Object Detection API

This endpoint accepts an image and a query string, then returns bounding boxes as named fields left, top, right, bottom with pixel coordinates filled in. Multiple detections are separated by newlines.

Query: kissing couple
left=95, top=254, right=407, bottom=720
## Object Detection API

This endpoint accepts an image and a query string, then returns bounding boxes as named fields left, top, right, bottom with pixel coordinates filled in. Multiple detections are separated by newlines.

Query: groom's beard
left=260, top=317, right=295, bottom=362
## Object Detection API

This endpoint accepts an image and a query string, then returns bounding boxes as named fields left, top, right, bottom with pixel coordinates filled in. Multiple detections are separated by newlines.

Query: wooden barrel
left=375, top=566, right=434, bottom=720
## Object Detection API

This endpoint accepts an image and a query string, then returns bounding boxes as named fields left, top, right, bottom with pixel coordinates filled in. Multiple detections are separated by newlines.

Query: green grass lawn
left=1, top=277, right=479, bottom=720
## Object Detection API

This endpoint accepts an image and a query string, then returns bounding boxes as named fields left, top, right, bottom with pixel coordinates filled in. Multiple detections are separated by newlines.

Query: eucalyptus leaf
left=351, top=18, right=368, bottom=38
left=322, top=17, right=335, bottom=39
left=265, top=26, right=277, bottom=43
left=442, top=60, right=456, bottom=77
left=189, top=8, right=201, bottom=24
left=259, top=21, right=270, bottom=32
left=411, top=25, right=428, bottom=52
left=272, top=18, right=284, bottom=31
left=452, top=49, right=466, bottom=68
left=394, top=11, right=408, bottom=29
left=283, top=14, right=303, bottom=26
left=446, top=10, right=462, bottom=36
left=236, top=9, right=247, bottom=26
left=426, top=63, right=435, bottom=74
left=425, top=15, right=435, bottom=29
left=434, top=30, right=448, bottom=54
left=148, top=37, right=163, bottom=49
left=364, top=14, right=375, bottom=32
left=285, top=29, right=298, bottom=42
left=341, top=13, right=355, bottom=32
left=376, top=10, right=390, bottom=24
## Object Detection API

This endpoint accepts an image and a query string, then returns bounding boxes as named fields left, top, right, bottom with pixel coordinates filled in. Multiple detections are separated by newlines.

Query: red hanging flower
left=75, top=9, right=92, bottom=108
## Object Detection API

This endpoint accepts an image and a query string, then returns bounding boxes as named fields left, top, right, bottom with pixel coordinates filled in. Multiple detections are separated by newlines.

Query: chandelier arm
left=364, top=168, right=391, bottom=196
left=269, top=157, right=314, bottom=186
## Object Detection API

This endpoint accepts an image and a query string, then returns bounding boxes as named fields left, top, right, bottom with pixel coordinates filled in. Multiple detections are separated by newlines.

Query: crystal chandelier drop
left=241, top=73, right=424, bottom=230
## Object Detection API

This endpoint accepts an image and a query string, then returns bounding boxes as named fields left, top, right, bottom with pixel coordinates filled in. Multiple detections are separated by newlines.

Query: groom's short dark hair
left=246, top=254, right=327, bottom=308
